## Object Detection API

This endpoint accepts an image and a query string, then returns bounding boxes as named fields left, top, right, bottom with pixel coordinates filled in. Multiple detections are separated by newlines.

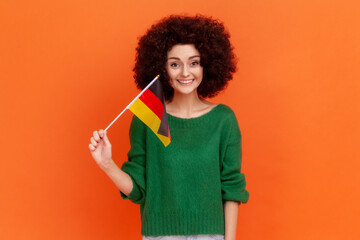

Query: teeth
left=178, top=79, right=193, bottom=84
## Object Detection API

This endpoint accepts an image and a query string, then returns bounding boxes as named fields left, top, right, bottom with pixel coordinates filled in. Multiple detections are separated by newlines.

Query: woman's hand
left=88, top=129, right=113, bottom=170
left=88, top=129, right=133, bottom=195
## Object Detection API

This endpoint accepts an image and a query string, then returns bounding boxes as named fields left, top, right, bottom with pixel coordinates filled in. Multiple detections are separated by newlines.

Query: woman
left=89, top=15, right=249, bottom=240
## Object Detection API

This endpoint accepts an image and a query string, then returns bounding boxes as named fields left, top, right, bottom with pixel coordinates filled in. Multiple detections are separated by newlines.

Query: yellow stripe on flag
left=129, top=99, right=171, bottom=147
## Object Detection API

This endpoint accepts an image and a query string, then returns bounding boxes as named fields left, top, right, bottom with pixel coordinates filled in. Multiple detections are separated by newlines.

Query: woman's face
left=166, top=44, right=203, bottom=97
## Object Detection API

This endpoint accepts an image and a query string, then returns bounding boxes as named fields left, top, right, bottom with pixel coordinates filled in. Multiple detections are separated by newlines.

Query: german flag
left=129, top=77, right=171, bottom=147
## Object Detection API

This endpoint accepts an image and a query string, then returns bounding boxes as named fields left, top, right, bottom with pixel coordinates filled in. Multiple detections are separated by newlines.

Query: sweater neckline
left=167, top=104, right=224, bottom=127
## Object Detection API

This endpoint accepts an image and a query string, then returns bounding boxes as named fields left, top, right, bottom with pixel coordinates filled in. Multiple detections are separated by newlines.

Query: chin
left=173, top=89, right=199, bottom=96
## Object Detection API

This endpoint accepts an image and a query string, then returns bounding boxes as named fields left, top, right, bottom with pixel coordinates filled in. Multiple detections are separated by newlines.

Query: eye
left=170, top=62, right=180, bottom=68
left=190, top=61, right=200, bottom=66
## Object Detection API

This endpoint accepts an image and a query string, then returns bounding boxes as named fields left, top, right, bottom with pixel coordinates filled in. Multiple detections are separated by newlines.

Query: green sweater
left=120, top=104, right=249, bottom=236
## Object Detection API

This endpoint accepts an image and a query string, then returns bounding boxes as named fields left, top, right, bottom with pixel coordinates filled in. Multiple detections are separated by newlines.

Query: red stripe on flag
left=139, top=89, right=164, bottom=119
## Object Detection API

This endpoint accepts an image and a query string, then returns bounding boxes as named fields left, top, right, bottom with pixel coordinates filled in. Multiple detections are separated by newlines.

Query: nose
left=181, top=65, right=190, bottom=77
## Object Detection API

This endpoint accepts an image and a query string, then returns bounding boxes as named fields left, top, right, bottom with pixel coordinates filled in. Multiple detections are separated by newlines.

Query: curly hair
left=133, top=15, right=237, bottom=100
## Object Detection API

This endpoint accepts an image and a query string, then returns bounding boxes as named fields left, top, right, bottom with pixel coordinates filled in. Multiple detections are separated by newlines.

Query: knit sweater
left=120, top=104, right=249, bottom=236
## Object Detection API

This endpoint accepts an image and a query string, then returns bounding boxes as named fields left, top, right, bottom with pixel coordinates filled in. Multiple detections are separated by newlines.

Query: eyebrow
left=167, top=55, right=201, bottom=60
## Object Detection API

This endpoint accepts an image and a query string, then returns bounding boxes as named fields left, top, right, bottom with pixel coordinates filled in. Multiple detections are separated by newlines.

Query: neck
left=167, top=92, right=205, bottom=118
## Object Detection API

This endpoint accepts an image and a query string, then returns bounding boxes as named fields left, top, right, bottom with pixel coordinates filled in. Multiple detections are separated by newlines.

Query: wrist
left=225, top=236, right=236, bottom=240
left=99, top=158, right=116, bottom=172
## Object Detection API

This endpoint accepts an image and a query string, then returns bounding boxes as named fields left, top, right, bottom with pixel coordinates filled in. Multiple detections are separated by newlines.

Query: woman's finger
left=88, top=144, right=95, bottom=151
left=90, top=137, right=97, bottom=147
left=103, top=131, right=111, bottom=146
left=99, top=129, right=105, bottom=138
left=93, top=131, right=100, bottom=142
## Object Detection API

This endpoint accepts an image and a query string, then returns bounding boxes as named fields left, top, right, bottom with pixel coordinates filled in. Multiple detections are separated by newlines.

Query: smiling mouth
left=177, top=79, right=194, bottom=84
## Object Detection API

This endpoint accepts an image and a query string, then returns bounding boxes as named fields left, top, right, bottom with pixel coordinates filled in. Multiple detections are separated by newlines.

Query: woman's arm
left=89, top=129, right=133, bottom=195
left=224, top=201, right=239, bottom=240
left=101, top=159, right=133, bottom=196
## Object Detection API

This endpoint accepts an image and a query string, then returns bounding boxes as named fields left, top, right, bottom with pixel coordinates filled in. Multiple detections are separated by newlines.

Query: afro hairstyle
left=133, top=15, right=237, bottom=100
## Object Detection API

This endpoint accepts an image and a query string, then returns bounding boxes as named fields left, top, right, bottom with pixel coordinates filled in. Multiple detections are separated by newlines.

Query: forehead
left=167, top=44, right=200, bottom=58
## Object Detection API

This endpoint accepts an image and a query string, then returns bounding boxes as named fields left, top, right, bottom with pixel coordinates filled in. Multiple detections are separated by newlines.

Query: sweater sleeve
left=120, top=116, right=147, bottom=204
left=221, top=114, right=249, bottom=204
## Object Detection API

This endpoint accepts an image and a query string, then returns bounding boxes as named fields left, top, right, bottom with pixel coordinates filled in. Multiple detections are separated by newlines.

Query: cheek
left=167, top=69, right=179, bottom=84
left=166, top=67, right=176, bottom=79
left=169, top=78, right=175, bottom=87
left=196, top=67, right=204, bottom=80
left=166, top=72, right=175, bottom=87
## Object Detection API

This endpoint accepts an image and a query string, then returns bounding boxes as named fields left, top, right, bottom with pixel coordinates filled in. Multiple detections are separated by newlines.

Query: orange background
left=1, top=0, right=359, bottom=239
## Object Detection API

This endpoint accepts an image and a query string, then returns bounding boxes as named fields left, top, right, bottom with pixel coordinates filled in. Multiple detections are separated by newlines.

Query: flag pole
left=104, top=74, right=160, bottom=132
